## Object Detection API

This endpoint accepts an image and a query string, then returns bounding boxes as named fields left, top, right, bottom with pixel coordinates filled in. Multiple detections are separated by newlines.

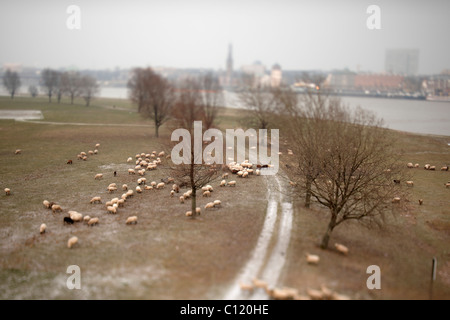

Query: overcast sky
left=0, top=0, right=449, bottom=74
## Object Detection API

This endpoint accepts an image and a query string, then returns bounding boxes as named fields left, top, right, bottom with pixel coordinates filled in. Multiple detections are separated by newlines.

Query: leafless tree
left=61, top=72, right=82, bottom=104
left=238, top=76, right=277, bottom=129
left=275, top=88, right=408, bottom=249
left=28, top=85, right=38, bottom=98
left=198, top=73, right=223, bottom=130
left=40, top=69, right=59, bottom=103
left=172, top=77, right=205, bottom=132
left=128, top=67, right=176, bottom=137
left=2, top=70, right=21, bottom=99
left=80, top=75, right=99, bottom=106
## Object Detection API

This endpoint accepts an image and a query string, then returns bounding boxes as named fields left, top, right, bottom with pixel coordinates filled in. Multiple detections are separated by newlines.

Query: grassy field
left=0, top=96, right=449, bottom=299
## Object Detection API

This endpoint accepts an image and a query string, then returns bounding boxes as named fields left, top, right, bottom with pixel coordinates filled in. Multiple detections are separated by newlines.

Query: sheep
left=392, top=197, right=401, bottom=203
left=150, top=181, right=157, bottom=187
left=144, top=185, right=153, bottom=191
left=179, top=196, right=185, bottom=204
left=67, top=236, right=78, bottom=249
left=441, top=166, right=449, bottom=171
left=69, top=211, right=83, bottom=222
left=126, top=190, right=134, bottom=198
left=407, top=162, right=414, bottom=168
left=268, top=287, right=298, bottom=300
left=185, top=211, right=193, bottom=217
left=306, top=253, right=320, bottom=265
left=94, top=149, right=98, bottom=154
left=213, top=200, right=221, bottom=208
left=82, top=156, right=87, bottom=161
left=128, top=169, right=136, bottom=175
left=242, top=171, right=249, bottom=178
left=195, top=207, right=201, bottom=215
left=255, top=169, right=260, bottom=176
left=88, top=150, right=94, bottom=155
left=172, top=184, right=180, bottom=193
left=156, top=182, right=165, bottom=189
left=107, top=186, right=116, bottom=193
left=63, top=217, right=74, bottom=224
left=105, top=201, right=113, bottom=207
left=43, top=200, right=50, bottom=208
left=158, top=151, right=165, bottom=157
left=205, top=202, right=215, bottom=210
left=122, top=184, right=128, bottom=191
left=220, top=180, right=227, bottom=187
left=52, top=204, right=63, bottom=213
left=90, top=196, right=102, bottom=204
left=202, top=190, right=211, bottom=197
left=80, top=152, right=87, bottom=157
left=95, top=143, right=100, bottom=148
left=15, top=149, right=22, bottom=154
left=108, top=183, right=117, bottom=189
left=126, top=216, right=138, bottom=225
left=414, top=163, right=419, bottom=168
left=83, top=215, right=91, bottom=223
left=170, top=190, right=175, bottom=197
left=405, top=181, right=414, bottom=187
left=228, top=180, right=236, bottom=187
left=40, top=223, right=47, bottom=234
left=88, top=217, right=99, bottom=226
left=335, top=243, right=349, bottom=255
left=424, top=164, right=431, bottom=170
left=127, top=157, right=133, bottom=163
left=445, top=183, right=450, bottom=188
left=136, top=186, right=143, bottom=193
left=94, top=173, right=103, bottom=180
left=222, top=173, right=229, bottom=179
left=307, top=289, right=324, bottom=300
left=418, top=199, right=424, bottom=205
left=107, top=205, right=117, bottom=214
left=67, top=159, right=73, bottom=164
left=430, top=166, right=436, bottom=171
left=4, top=188, right=11, bottom=196
left=237, top=171, right=244, bottom=177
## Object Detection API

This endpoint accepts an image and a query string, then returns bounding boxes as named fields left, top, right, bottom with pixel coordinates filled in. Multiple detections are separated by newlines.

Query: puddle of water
left=0, top=110, right=44, bottom=120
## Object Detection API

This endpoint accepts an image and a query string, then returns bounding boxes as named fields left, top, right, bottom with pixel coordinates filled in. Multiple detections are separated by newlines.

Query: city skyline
left=0, top=0, right=449, bottom=74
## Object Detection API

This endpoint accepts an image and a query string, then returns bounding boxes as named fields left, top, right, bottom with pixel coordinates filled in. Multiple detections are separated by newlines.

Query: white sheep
left=407, top=162, right=414, bottom=168
left=156, top=182, right=165, bottom=189
left=335, top=243, right=349, bottom=255
left=392, top=197, right=401, bottom=203
left=83, top=215, right=91, bottom=223
left=40, top=223, right=46, bottom=234
left=67, top=236, right=78, bottom=249
left=228, top=180, right=236, bottom=187
left=220, top=180, right=227, bottom=187
left=179, top=196, right=185, bottom=204
left=4, top=188, right=11, bottom=195
left=128, top=169, right=136, bottom=175
left=213, top=200, right=221, bottom=207
left=107, top=205, right=117, bottom=214
left=144, top=185, right=153, bottom=191
left=150, top=181, right=157, bottom=187
left=306, top=253, right=320, bottom=265
left=126, top=216, right=138, bottom=225
left=195, top=207, right=201, bottom=215
left=43, top=200, right=50, bottom=208
left=126, top=190, right=134, bottom=197
left=127, top=157, right=133, bottom=163
left=255, top=169, right=260, bottom=176
left=136, top=186, right=143, bottom=193
left=242, top=171, right=249, bottom=178
left=202, top=190, right=211, bottom=197
left=88, top=217, right=99, bottom=226
left=405, top=181, right=414, bottom=186
left=51, top=204, right=62, bottom=213
left=94, top=173, right=103, bottom=180
left=122, top=184, right=128, bottom=191
left=185, top=211, right=193, bottom=217
left=205, top=202, right=215, bottom=210
left=90, top=196, right=102, bottom=204
left=15, top=149, right=22, bottom=154
left=107, top=186, right=116, bottom=193
left=69, top=211, right=83, bottom=222
left=170, top=190, right=175, bottom=197
left=222, top=173, right=229, bottom=179
left=95, top=143, right=100, bottom=148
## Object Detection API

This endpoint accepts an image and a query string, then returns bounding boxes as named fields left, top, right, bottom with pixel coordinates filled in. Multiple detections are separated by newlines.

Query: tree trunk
left=48, top=93, right=52, bottom=103
left=155, top=124, right=159, bottom=138
left=191, top=189, right=197, bottom=217
left=305, top=177, right=312, bottom=208
left=320, top=213, right=337, bottom=249
left=71, top=94, right=74, bottom=104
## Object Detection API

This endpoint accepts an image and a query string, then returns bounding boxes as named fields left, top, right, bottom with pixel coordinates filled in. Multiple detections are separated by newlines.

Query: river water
left=99, top=87, right=449, bottom=137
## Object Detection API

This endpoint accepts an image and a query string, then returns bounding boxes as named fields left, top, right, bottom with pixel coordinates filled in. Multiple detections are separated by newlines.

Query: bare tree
left=172, top=77, right=205, bottom=132
left=60, top=72, right=82, bottom=104
left=28, top=85, right=38, bottom=98
left=275, top=88, right=407, bottom=249
left=198, top=73, right=223, bottom=130
left=2, top=70, right=21, bottom=99
left=80, top=75, right=99, bottom=106
left=40, top=69, right=59, bottom=103
left=128, top=67, right=176, bottom=137
left=238, top=76, right=277, bottom=129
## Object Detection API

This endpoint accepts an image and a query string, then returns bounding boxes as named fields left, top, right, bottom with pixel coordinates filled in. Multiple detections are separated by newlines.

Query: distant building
left=323, top=70, right=356, bottom=90
left=354, top=74, right=404, bottom=91
left=385, top=49, right=419, bottom=76
left=270, top=64, right=282, bottom=87
left=241, top=61, right=266, bottom=78
left=422, top=70, right=450, bottom=97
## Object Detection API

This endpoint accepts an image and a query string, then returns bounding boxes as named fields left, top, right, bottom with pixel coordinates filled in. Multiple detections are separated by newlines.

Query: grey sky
left=0, top=0, right=448, bottom=73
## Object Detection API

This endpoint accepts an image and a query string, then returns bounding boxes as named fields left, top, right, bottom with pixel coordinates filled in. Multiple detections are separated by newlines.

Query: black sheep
left=64, top=217, right=74, bottom=225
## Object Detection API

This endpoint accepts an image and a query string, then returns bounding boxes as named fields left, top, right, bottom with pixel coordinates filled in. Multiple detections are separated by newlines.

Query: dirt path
left=223, top=173, right=293, bottom=300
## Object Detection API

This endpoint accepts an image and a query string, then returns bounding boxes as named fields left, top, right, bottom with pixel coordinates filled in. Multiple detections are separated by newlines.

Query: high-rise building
left=385, top=49, right=419, bottom=76
left=226, top=43, right=233, bottom=86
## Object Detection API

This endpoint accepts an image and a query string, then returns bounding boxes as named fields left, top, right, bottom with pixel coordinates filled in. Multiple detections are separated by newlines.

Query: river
left=99, top=87, right=449, bottom=137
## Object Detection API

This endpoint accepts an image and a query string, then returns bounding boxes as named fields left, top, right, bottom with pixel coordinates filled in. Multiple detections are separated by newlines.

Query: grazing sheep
left=88, top=217, right=99, bottom=226
left=67, top=236, right=78, bottom=249
left=94, top=173, right=103, bottom=180
left=441, top=166, right=449, bottom=171
left=335, top=243, right=349, bottom=255
left=150, top=181, right=157, bottom=187
left=430, top=166, right=436, bottom=171
left=255, top=169, right=260, bottom=176
left=418, top=199, right=423, bottom=205
left=43, top=200, right=50, bottom=208
left=220, top=180, right=227, bottom=187
left=128, top=169, right=136, bottom=175
left=40, top=223, right=46, bottom=234
left=195, top=207, right=201, bottom=215
left=94, top=149, right=98, bottom=154
left=126, top=216, right=138, bottom=225
left=392, top=197, right=401, bottom=203
left=4, top=188, right=11, bottom=195
left=407, top=162, right=414, bottom=168
left=67, top=159, right=73, bottom=164
left=15, top=149, right=22, bottom=154
left=144, top=185, right=153, bottom=191
left=83, top=215, right=91, bottom=223
left=424, top=164, right=431, bottom=170
left=52, top=204, right=63, bottom=213
left=90, top=196, right=102, bottom=204
left=445, top=183, right=450, bottom=188
left=185, top=211, right=193, bottom=217
left=107, top=186, right=116, bottom=193
left=213, top=200, right=221, bottom=207
left=228, top=180, right=236, bottom=187
left=306, top=253, right=320, bottom=265
left=205, top=202, right=215, bottom=210
left=307, top=289, right=324, bottom=300
left=202, top=190, right=211, bottom=197
left=393, top=179, right=401, bottom=184
left=127, top=157, right=133, bottom=163
left=156, top=182, right=165, bottom=189
left=170, top=190, right=175, bottom=197
left=121, top=184, right=128, bottom=191
left=126, top=190, right=134, bottom=197
left=158, top=151, right=165, bottom=157
left=107, top=205, right=117, bottom=214
left=69, top=211, right=83, bottom=222
left=136, top=186, right=143, bottom=193
left=179, top=196, right=185, bottom=204
left=222, top=173, right=229, bottom=179
left=172, top=184, right=179, bottom=193
left=242, top=171, right=249, bottom=178
left=406, top=181, right=414, bottom=187
left=88, top=150, right=94, bottom=156
left=63, top=217, right=74, bottom=224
